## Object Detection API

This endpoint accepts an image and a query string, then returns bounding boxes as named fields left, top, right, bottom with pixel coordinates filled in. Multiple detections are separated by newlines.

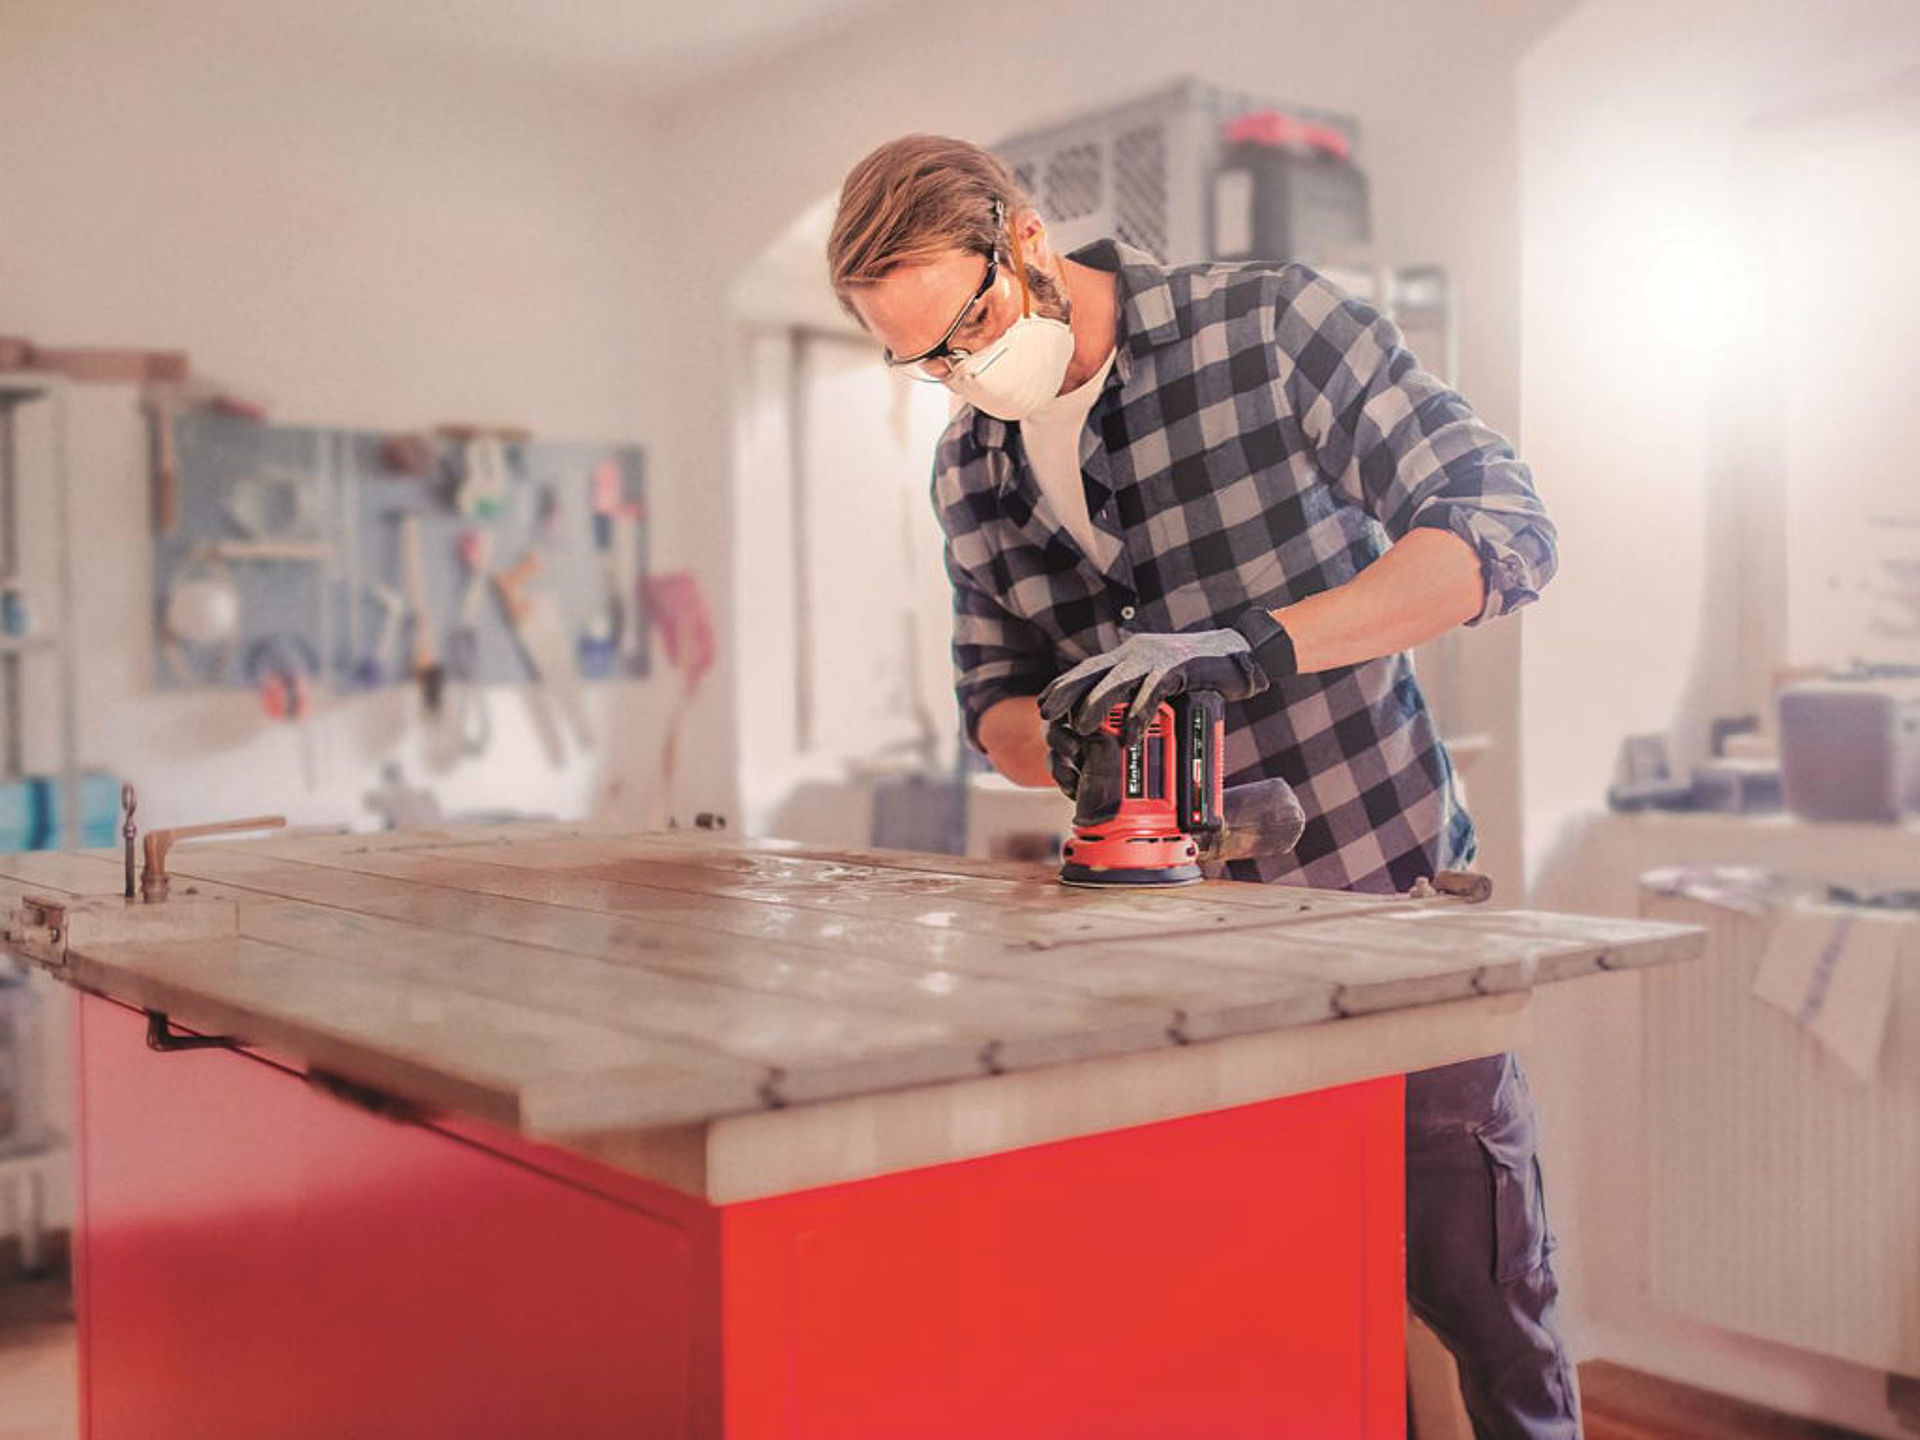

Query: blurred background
left=2, top=0, right=1918, bottom=1434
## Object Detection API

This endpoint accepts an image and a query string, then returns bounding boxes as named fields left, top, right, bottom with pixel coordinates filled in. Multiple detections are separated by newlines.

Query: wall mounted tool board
left=152, top=411, right=649, bottom=693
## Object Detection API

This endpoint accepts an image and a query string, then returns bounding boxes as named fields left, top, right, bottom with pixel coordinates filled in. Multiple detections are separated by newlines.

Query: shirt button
left=1120, top=605, right=1136, bottom=621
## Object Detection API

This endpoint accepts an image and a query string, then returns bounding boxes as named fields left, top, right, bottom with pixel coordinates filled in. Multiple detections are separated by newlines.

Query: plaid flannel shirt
left=933, top=239, right=1557, bottom=894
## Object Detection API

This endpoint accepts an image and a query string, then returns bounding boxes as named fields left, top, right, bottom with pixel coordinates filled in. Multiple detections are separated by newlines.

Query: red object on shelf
left=1223, top=109, right=1354, bottom=162
left=75, top=994, right=1406, bottom=1439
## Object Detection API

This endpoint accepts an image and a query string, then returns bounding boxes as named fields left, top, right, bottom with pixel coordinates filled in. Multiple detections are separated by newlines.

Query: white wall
left=652, top=0, right=1580, bottom=884
left=0, top=0, right=723, bottom=1234
left=728, top=199, right=964, bottom=831
left=0, top=0, right=730, bottom=840
left=1518, top=0, right=1920, bottom=884
left=1519, top=2, right=1920, bottom=1432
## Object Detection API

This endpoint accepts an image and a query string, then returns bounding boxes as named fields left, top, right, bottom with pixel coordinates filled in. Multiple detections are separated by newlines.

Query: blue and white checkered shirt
left=933, top=239, right=1557, bottom=894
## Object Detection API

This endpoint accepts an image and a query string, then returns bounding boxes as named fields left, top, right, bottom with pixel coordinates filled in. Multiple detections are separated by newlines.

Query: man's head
left=828, top=135, right=1076, bottom=415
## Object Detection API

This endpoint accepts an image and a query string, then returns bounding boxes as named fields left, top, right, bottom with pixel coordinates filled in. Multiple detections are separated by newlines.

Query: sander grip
left=1173, top=690, right=1226, bottom=841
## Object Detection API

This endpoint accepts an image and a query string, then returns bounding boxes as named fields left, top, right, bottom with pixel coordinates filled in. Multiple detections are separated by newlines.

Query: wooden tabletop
left=0, top=824, right=1701, bottom=1152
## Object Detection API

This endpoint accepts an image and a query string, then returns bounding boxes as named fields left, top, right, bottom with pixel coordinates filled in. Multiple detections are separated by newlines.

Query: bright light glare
left=1641, top=229, right=1751, bottom=349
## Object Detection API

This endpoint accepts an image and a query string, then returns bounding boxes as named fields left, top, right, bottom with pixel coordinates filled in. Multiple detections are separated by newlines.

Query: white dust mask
left=944, top=313, right=1075, bottom=421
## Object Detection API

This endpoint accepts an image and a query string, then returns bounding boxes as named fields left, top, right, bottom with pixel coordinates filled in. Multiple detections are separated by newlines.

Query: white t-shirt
left=1018, top=348, right=1118, bottom=569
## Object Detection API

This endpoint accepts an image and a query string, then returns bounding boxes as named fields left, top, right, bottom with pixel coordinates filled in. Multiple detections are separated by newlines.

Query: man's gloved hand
left=1038, top=628, right=1270, bottom=744
left=1045, top=718, right=1087, bottom=798
left=1046, top=720, right=1128, bottom=825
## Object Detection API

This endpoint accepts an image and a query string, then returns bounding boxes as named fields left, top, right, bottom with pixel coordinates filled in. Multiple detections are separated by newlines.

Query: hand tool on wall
left=354, top=586, right=406, bottom=689
left=245, top=634, right=319, bottom=724
left=610, top=515, right=642, bottom=671
left=437, top=529, right=494, bottom=758
left=142, top=379, right=269, bottom=537
left=248, top=633, right=324, bottom=793
left=1058, top=690, right=1306, bottom=887
left=456, top=529, right=492, bottom=631
left=399, top=514, right=444, bottom=714
left=160, top=548, right=241, bottom=682
left=493, top=548, right=592, bottom=763
left=592, top=459, right=646, bottom=674
left=535, top=484, right=562, bottom=546
left=453, top=437, right=511, bottom=520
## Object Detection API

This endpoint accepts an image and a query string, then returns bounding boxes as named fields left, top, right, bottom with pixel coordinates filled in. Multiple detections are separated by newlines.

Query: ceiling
left=273, top=0, right=912, bottom=100
left=1750, top=61, right=1920, bottom=138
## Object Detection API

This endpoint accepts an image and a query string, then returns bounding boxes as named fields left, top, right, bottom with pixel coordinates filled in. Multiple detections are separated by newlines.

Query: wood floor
left=0, top=1325, right=74, bottom=1440
left=0, top=1271, right=1889, bottom=1440
left=1581, top=1360, right=1883, bottom=1440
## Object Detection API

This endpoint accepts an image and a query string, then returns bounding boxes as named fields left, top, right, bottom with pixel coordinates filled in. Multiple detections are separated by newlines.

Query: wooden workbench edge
left=565, top=990, right=1535, bottom=1204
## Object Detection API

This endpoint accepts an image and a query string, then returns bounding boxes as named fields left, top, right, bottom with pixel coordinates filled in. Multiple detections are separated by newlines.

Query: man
left=827, top=134, right=1571, bottom=1440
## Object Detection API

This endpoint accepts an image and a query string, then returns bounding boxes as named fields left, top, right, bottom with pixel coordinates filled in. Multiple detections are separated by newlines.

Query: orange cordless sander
left=1058, top=690, right=1306, bottom=888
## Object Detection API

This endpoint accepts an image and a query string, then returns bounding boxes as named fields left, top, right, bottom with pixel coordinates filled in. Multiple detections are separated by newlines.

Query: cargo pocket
left=1474, top=1072, right=1556, bottom=1285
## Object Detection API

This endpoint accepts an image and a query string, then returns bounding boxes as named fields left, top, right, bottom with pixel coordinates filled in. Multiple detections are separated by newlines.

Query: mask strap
left=1004, top=203, right=1033, bottom=318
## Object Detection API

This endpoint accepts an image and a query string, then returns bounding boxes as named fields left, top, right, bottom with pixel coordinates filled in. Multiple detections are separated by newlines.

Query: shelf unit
left=0, top=373, right=74, bottom=1274
left=0, top=373, right=78, bottom=845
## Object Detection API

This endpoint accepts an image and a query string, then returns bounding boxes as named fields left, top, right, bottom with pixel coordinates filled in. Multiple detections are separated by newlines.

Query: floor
left=0, top=1325, right=75, bottom=1440
left=0, top=1241, right=76, bottom=1440
left=0, top=1296, right=1886, bottom=1440
left=1580, top=1361, right=1882, bottom=1440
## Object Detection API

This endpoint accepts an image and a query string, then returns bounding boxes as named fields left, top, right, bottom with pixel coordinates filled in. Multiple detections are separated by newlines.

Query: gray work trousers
left=1406, top=1053, right=1581, bottom=1440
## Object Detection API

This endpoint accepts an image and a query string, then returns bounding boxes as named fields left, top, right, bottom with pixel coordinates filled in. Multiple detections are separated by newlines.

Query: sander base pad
left=1058, top=861, right=1204, bottom=888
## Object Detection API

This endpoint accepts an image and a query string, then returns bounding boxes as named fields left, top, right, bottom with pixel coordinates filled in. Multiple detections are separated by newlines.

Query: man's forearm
left=977, top=695, right=1054, bottom=788
left=1272, top=528, right=1484, bottom=674
left=977, top=530, right=1478, bottom=777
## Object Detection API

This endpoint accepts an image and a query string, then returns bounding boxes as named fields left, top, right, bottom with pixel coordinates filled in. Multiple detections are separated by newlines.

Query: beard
left=1022, top=261, right=1073, bottom=325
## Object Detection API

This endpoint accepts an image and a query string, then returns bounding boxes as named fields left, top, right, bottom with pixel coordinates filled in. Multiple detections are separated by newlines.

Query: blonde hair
left=827, top=135, right=1033, bottom=323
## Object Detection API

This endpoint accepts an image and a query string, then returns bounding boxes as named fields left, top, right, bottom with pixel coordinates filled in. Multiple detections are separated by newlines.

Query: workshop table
left=0, top=824, right=1702, bottom=1440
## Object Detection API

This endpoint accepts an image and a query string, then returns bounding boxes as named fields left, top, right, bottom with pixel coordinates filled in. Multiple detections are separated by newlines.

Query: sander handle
left=1172, top=690, right=1226, bottom=841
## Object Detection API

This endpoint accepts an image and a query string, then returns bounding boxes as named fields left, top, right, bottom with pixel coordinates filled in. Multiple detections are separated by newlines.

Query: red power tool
left=1058, top=690, right=1307, bottom=888
left=1059, top=691, right=1223, bottom=887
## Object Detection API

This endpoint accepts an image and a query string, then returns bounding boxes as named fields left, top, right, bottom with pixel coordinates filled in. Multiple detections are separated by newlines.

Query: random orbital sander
left=1058, top=690, right=1307, bottom=888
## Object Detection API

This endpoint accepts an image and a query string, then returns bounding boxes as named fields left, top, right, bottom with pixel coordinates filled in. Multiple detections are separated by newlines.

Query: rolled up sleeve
left=1278, top=268, right=1558, bottom=624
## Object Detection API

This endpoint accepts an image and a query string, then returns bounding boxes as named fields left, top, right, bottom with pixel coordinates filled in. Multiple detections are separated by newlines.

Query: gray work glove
left=1046, top=720, right=1127, bottom=824
left=1045, top=717, right=1087, bottom=798
left=1038, top=629, right=1269, bottom=745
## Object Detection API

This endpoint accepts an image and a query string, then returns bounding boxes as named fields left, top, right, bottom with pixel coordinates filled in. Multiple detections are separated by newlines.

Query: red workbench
left=0, top=826, right=1700, bottom=1438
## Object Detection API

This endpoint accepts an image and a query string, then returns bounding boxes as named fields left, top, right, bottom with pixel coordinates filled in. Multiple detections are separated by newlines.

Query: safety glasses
left=882, top=250, right=1000, bottom=382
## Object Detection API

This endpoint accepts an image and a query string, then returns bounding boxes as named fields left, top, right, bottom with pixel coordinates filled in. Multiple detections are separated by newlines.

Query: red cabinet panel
left=74, top=995, right=1404, bottom=1439
left=75, top=996, right=719, bottom=1440
left=721, top=1077, right=1405, bottom=1440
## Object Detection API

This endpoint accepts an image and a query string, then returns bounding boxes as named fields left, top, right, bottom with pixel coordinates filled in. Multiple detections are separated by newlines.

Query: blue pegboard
left=152, top=413, right=649, bottom=693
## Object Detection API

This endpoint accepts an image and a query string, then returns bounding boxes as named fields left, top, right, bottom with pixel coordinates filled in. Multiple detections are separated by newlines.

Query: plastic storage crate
left=0, top=770, right=123, bottom=850
left=993, top=78, right=1365, bottom=265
